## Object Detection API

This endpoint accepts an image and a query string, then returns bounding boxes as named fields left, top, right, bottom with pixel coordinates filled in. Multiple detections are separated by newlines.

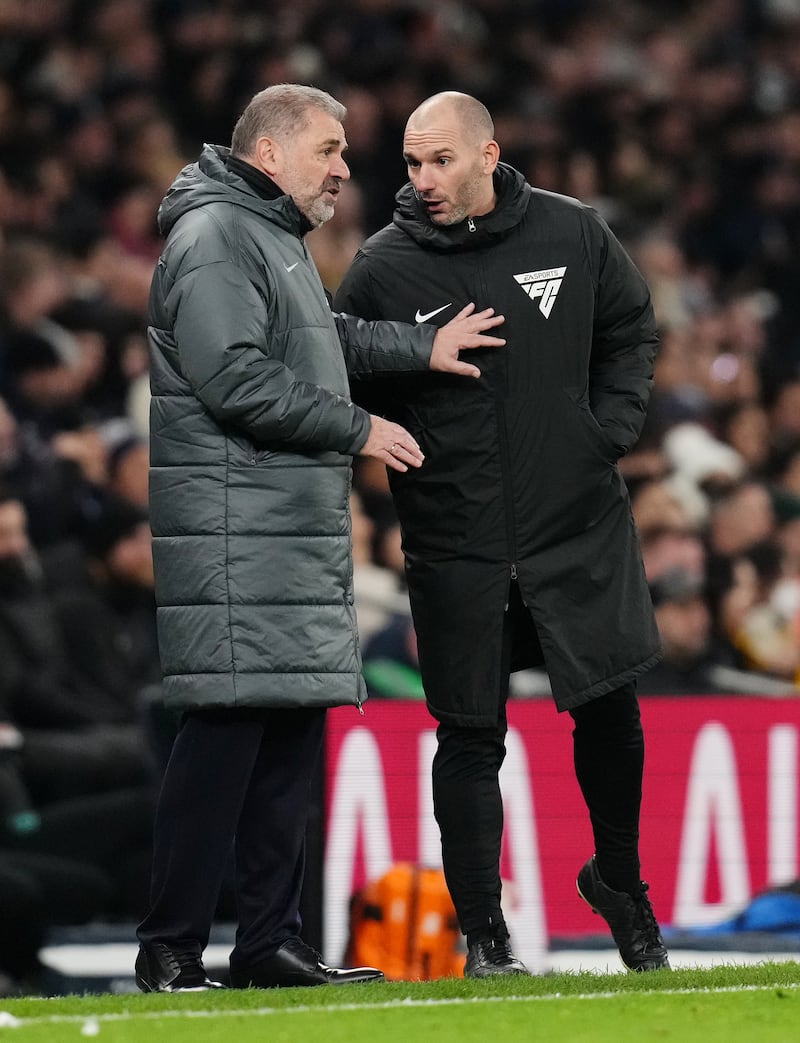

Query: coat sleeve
left=586, top=213, right=659, bottom=456
left=165, top=259, right=370, bottom=454
left=334, top=312, right=435, bottom=377
left=333, top=252, right=435, bottom=377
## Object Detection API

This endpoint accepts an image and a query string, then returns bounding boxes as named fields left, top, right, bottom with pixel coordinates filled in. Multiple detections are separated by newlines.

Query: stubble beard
left=304, top=198, right=336, bottom=227
left=426, top=168, right=486, bottom=227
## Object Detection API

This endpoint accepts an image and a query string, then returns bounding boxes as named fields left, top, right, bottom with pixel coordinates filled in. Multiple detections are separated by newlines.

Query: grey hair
left=230, top=84, right=346, bottom=157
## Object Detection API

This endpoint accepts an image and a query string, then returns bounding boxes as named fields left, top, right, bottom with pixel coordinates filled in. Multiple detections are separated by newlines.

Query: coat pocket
left=562, top=386, right=619, bottom=464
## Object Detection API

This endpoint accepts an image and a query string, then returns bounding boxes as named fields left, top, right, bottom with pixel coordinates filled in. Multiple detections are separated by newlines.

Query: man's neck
left=225, top=154, right=284, bottom=201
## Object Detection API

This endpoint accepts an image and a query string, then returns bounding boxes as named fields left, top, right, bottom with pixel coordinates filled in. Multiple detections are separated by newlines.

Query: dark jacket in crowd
left=0, top=562, right=139, bottom=729
left=147, top=145, right=434, bottom=711
left=335, top=164, right=661, bottom=722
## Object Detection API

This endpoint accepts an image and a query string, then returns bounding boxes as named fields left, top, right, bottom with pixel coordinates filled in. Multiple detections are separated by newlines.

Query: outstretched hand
left=428, top=303, right=505, bottom=378
left=360, top=414, right=424, bottom=472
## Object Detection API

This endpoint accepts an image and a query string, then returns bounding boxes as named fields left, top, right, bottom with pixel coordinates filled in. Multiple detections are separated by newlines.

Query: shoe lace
left=173, top=948, right=203, bottom=973
left=632, top=883, right=662, bottom=946
left=282, top=937, right=324, bottom=964
left=484, top=936, right=516, bottom=964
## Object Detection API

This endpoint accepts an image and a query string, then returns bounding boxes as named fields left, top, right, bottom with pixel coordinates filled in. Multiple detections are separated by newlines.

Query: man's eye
left=438, top=157, right=449, bottom=166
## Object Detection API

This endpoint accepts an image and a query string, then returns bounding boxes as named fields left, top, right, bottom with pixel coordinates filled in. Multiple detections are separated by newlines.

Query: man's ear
left=254, top=136, right=280, bottom=178
left=483, top=140, right=500, bottom=176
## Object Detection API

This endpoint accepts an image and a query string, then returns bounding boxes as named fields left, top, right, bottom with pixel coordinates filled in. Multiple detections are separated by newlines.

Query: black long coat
left=334, top=165, right=662, bottom=723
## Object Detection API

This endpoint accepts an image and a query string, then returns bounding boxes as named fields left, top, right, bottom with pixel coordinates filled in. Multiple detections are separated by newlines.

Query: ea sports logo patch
left=513, top=266, right=566, bottom=318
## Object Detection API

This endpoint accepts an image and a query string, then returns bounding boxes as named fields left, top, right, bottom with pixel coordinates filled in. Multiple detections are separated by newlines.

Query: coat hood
left=157, top=143, right=307, bottom=239
left=393, top=162, right=531, bottom=251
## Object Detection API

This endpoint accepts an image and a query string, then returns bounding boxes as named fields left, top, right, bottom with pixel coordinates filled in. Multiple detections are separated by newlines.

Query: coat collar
left=392, top=163, right=530, bottom=251
left=157, top=144, right=310, bottom=239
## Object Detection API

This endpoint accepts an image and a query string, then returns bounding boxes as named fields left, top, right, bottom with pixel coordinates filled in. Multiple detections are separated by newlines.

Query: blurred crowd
left=2, top=0, right=800, bottom=992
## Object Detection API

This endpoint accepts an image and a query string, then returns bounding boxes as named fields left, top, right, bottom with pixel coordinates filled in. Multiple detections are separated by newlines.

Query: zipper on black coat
left=476, top=253, right=520, bottom=593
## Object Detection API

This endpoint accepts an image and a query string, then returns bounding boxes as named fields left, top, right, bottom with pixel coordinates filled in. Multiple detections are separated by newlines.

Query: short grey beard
left=308, top=201, right=336, bottom=227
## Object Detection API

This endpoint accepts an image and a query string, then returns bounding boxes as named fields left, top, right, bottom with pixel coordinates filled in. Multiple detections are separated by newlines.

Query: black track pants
left=432, top=717, right=508, bottom=935
left=570, top=681, right=644, bottom=896
left=432, top=681, right=644, bottom=934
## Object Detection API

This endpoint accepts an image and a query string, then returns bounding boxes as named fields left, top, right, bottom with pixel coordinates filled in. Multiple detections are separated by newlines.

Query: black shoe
left=577, top=856, right=670, bottom=972
left=229, top=937, right=385, bottom=988
left=135, top=943, right=225, bottom=993
left=464, top=928, right=530, bottom=979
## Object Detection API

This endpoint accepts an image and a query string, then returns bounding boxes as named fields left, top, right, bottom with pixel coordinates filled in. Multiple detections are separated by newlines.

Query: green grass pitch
left=1, top=963, right=799, bottom=1042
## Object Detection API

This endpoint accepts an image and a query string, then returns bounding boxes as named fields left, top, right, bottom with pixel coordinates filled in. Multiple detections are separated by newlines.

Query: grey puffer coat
left=148, top=145, right=433, bottom=711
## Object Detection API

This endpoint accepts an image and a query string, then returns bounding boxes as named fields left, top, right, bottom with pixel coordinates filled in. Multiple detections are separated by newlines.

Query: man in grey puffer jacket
left=134, top=83, right=505, bottom=992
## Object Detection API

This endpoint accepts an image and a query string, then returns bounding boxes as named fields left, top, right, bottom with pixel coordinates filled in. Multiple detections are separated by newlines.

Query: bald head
left=405, top=92, right=495, bottom=147
left=403, top=92, right=499, bottom=226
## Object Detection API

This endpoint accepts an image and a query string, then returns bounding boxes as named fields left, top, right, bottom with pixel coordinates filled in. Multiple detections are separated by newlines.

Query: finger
left=393, top=442, right=424, bottom=465
left=385, top=439, right=423, bottom=467
left=385, top=455, right=409, bottom=472
left=468, top=312, right=504, bottom=330
left=388, top=434, right=422, bottom=456
left=446, top=361, right=482, bottom=379
left=459, top=335, right=506, bottom=350
left=382, top=448, right=417, bottom=472
left=452, top=302, right=477, bottom=319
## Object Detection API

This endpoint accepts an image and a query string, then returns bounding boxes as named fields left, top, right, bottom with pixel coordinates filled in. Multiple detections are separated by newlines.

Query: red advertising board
left=323, top=696, right=800, bottom=970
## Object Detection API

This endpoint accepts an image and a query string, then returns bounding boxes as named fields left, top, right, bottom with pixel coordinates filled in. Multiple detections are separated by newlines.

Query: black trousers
left=137, top=706, right=326, bottom=967
left=432, top=587, right=645, bottom=937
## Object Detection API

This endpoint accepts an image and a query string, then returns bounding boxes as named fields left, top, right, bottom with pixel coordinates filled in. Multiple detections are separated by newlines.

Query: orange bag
left=345, top=862, right=464, bottom=980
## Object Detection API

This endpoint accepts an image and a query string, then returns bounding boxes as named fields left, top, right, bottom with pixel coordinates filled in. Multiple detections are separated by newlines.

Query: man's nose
left=332, top=155, right=350, bottom=180
left=413, top=164, right=436, bottom=193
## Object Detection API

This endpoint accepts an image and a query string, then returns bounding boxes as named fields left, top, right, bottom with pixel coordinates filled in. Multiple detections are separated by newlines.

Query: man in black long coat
left=335, top=91, right=670, bottom=976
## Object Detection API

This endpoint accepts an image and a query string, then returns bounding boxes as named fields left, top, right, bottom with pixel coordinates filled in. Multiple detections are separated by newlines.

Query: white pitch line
left=2, top=981, right=799, bottom=1028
